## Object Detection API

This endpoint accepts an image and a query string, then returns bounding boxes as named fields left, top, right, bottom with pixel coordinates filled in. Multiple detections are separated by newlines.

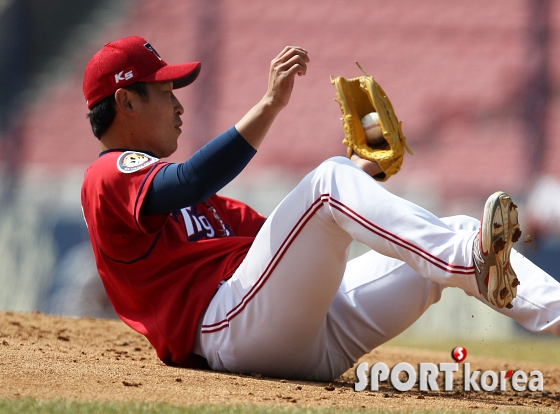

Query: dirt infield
left=1, top=311, right=559, bottom=412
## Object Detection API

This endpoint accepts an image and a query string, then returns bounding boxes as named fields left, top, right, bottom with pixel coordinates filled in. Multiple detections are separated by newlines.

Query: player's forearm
left=235, top=97, right=283, bottom=150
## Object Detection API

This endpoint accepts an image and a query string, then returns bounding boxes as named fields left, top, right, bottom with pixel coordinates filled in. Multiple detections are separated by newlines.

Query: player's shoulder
left=86, top=150, right=161, bottom=177
left=83, top=150, right=164, bottom=195
left=115, top=151, right=160, bottom=174
left=97, top=150, right=160, bottom=172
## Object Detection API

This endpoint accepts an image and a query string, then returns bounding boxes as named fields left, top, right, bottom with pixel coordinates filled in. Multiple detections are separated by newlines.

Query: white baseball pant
left=194, top=157, right=560, bottom=381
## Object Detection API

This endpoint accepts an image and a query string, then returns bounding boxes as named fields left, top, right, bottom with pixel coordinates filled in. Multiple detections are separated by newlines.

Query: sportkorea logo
left=117, top=151, right=159, bottom=174
left=354, top=346, right=544, bottom=393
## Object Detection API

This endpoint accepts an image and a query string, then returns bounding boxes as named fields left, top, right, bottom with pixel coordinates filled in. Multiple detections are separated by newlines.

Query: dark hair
left=87, top=82, right=148, bottom=139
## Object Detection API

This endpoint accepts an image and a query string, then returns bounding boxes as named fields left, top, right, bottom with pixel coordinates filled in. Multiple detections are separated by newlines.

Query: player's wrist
left=350, top=152, right=383, bottom=178
left=259, top=93, right=286, bottom=114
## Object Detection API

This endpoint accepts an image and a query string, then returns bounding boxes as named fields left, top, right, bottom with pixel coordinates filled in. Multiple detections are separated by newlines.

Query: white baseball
left=361, top=112, right=383, bottom=145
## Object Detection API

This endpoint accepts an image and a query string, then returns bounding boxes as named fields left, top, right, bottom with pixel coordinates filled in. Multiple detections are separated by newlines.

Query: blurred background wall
left=0, top=0, right=559, bottom=339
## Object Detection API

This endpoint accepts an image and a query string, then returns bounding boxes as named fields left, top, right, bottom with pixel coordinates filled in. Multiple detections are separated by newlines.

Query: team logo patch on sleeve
left=117, top=151, right=159, bottom=173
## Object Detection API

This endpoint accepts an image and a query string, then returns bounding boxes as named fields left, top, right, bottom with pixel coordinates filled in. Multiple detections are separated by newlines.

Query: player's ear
left=114, top=88, right=136, bottom=115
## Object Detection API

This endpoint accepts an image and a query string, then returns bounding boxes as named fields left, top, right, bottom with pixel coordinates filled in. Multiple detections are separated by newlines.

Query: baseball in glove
left=331, top=63, right=413, bottom=181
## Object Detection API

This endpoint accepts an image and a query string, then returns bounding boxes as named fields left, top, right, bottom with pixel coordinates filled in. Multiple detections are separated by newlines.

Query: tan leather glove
left=331, top=63, right=412, bottom=181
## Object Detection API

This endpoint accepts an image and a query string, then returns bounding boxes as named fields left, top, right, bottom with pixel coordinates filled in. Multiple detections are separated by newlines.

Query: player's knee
left=315, top=156, right=361, bottom=177
left=312, top=157, right=362, bottom=189
left=440, top=215, right=480, bottom=232
left=316, top=157, right=353, bottom=175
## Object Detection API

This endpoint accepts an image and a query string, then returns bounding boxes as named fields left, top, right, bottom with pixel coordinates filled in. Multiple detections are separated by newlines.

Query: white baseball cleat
left=473, top=191, right=522, bottom=309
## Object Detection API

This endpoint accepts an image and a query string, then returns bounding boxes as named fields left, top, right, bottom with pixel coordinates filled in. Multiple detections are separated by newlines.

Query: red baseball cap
left=83, top=36, right=201, bottom=109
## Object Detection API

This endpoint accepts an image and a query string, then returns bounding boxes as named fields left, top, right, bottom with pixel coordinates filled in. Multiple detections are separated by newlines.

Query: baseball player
left=81, top=36, right=560, bottom=381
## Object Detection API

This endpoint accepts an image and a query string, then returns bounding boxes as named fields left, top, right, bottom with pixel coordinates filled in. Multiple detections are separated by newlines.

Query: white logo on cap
left=115, top=70, right=134, bottom=83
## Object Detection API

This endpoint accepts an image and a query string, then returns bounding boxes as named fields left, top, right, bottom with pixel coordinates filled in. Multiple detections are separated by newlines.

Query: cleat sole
left=512, top=228, right=522, bottom=243
left=475, top=191, right=522, bottom=309
left=499, top=287, right=508, bottom=299
left=493, top=237, right=506, bottom=254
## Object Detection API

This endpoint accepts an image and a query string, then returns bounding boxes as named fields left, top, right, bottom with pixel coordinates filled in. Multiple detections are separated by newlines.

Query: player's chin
left=171, top=128, right=181, bottom=145
left=174, top=127, right=182, bottom=142
left=168, top=142, right=179, bottom=157
left=158, top=141, right=178, bottom=159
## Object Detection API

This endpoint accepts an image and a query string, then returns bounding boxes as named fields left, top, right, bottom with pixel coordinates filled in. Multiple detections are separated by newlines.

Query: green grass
left=385, top=335, right=560, bottom=365
left=0, top=399, right=552, bottom=414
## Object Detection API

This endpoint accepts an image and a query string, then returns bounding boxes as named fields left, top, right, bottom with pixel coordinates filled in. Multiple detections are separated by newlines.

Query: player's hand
left=264, top=46, right=309, bottom=110
left=234, top=47, right=308, bottom=150
left=351, top=152, right=383, bottom=177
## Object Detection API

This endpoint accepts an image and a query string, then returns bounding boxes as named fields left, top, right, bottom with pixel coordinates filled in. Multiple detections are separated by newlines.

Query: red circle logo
left=452, top=346, right=467, bottom=362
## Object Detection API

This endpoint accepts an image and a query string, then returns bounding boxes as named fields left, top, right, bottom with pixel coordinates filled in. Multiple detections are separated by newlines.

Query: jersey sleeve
left=81, top=152, right=173, bottom=264
left=95, top=152, right=170, bottom=234
left=132, top=164, right=171, bottom=234
left=141, top=127, right=257, bottom=215
left=212, top=195, right=266, bottom=237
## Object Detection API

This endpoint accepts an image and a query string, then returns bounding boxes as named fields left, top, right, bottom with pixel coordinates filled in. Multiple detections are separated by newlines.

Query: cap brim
left=138, top=62, right=201, bottom=89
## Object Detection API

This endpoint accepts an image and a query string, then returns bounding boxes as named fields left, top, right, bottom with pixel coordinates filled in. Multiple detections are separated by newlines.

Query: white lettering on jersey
left=198, top=216, right=215, bottom=238
left=181, top=207, right=195, bottom=237
left=180, top=207, right=218, bottom=239
left=191, top=215, right=203, bottom=232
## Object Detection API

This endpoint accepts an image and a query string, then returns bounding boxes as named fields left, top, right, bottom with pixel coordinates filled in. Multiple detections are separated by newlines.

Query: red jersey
left=81, top=150, right=265, bottom=367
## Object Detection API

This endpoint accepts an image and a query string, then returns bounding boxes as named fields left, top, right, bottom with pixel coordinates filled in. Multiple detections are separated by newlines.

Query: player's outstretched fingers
left=273, top=46, right=309, bottom=64
left=278, top=54, right=308, bottom=77
left=271, top=46, right=309, bottom=75
left=272, top=57, right=308, bottom=77
left=266, top=46, right=309, bottom=109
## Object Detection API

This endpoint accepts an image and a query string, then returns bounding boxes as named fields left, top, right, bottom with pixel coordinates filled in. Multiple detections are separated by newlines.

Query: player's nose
left=173, top=94, right=184, bottom=115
